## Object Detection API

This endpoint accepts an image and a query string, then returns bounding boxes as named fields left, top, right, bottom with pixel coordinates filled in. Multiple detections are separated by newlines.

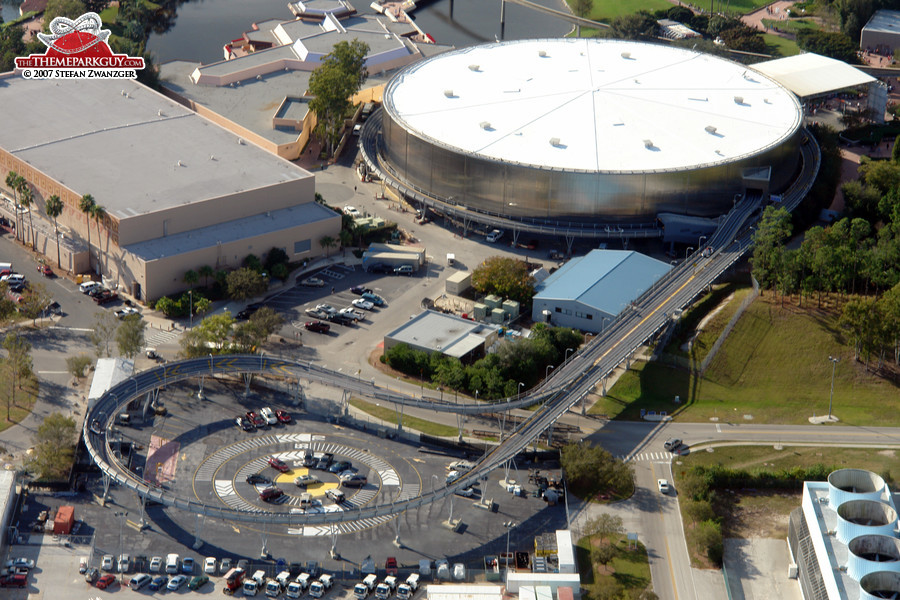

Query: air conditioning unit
left=734, top=96, right=744, bottom=104
left=444, top=90, right=454, bottom=98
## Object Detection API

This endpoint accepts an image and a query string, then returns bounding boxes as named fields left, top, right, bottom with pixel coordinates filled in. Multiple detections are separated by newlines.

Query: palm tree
left=183, top=269, right=199, bottom=289
left=319, top=235, right=337, bottom=258
left=78, top=194, right=95, bottom=272
left=19, top=186, right=35, bottom=250
left=45, top=195, right=63, bottom=269
left=198, top=265, right=214, bottom=289
left=91, top=204, right=107, bottom=277
left=5, top=171, right=24, bottom=242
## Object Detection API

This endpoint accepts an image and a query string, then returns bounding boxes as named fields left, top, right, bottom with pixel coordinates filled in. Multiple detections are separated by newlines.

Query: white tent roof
left=750, top=53, right=875, bottom=99
left=87, top=357, right=134, bottom=409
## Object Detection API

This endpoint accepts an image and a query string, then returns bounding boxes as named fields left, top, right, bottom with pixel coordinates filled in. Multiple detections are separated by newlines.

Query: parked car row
left=236, top=407, right=292, bottom=432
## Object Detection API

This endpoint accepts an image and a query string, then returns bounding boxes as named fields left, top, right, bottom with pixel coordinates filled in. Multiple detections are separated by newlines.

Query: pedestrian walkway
left=620, top=451, right=674, bottom=463
left=143, top=326, right=182, bottom=348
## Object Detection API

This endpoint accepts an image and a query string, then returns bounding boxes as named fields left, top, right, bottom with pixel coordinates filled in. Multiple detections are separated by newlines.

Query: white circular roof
left=384, top=39, right=803, bottom=173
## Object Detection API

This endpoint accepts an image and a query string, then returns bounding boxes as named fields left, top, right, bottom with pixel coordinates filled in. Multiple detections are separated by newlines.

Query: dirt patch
left=721, top=490, right=799, bottom=539
left=878, top=449, right=897, bottom=458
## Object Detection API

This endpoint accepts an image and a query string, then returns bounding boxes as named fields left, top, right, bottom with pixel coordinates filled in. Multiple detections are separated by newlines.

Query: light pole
left=565, top=348, right=574, bottom=364
left=431, top=474, right=439, bottom=493
left=827, top=356, right=839, bottom=420
left=188, top=290, right=193, bottom=329
left=503, top=521, right=516, bottom=566
left=517, top=382, right=524, bottom=402
left=685, top=246, right=694, bottom=260
left=545, top=365, right=554, bottom=380
left=475, top=390, right=479, bottom=403
left=698, top=235, right=707, bottom=250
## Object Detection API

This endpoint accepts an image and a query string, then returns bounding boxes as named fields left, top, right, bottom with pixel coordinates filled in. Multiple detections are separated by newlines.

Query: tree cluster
left=180, top=308, right=284, bottom=357
left=560, top=442, right=633, bottom=499
left=382, top=324, right=583, bottom=400
left=29, top=412, right=77, bottom=481
left=471, top=256, right=536, bottom=307
left=797, top=30, right=860, bottom=64
left=605, top=8, right=766, bottom=54
left=308, top=40, right=370, bottom=157
left=1, top=332, right=33, bottom=422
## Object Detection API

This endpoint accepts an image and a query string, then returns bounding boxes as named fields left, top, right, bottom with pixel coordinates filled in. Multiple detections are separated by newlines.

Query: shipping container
left=53, top=505, right=74, bottom=534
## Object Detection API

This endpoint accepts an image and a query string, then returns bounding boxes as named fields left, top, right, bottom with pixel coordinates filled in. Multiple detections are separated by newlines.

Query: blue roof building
left=531, top=250, right=671, bottom=333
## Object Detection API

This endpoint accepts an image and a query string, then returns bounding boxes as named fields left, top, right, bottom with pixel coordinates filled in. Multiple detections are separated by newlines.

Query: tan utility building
left=0, top=74, right=339, bottom=301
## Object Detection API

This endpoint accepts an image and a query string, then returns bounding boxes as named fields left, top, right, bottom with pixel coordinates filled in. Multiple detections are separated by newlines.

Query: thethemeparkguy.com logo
left=15, top=12, right=145, bottom=79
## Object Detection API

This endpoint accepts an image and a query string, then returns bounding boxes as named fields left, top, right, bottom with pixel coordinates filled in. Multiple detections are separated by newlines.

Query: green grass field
left=678, top=445, right=900, bottom=475
left=572, top=0, right=771, bottom=21
left=349, top=398, right=459, bottom=437
left=576, top=534, right=652, bottom=596
left=763, top=33, right=801, bottom=56
left=602, top=298, right=900, bottom=425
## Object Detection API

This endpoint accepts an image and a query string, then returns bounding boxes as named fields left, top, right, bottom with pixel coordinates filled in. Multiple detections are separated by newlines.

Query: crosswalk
left=620, top=452, right=674, bottom=463
left=319, top=269, right=344, bottom=280
left=143, top=326, right=182, bottom=347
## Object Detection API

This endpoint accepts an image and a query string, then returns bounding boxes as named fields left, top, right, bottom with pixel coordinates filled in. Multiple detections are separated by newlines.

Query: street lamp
left=698, top=235, right=707, bottom=249
left=565, top=348, right=574, bottom=364
left=517, top=382, right=525, bottom=402
left=475, top=390, right=479, bottom=403
left=188, top=290, right=193, bottom=329
left=545, top=365, right=554, bottom=380
left=827, top=356, right=839, bottom=419
left=685, top=247, right=694, bottom=260
left=503, top=521, right=516, bottom=565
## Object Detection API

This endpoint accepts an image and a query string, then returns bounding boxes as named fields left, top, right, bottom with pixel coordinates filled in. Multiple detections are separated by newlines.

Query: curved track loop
left=85, top=133, right=820, bottom=526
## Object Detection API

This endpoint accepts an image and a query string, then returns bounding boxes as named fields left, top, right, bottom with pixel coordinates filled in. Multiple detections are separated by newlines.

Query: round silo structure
left=378, top=38, right=803, bottom=223
left=836, top=500, right=898, bottom=544
left=848, top=535, right=900, bottom=580
left=859, top=571, right=900, bottom=600
left=829, top=469, right=887, bottom=508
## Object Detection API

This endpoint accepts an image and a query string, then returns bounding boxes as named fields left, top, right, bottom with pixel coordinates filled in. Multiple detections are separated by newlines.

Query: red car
left=0, top=574, right=26, bottom=587
left=304, top=321, right=330, bottom=333
left=246, top=411, right=266, bottom=427
left=259, top=486, right=284, bottom=502
left=267, top=457, right=289, bottom=472
left=95, top=574, right=117, bottom=589
left=37, top=264, right=53, bottom=277
left=275, top=409, right=292, bottom=424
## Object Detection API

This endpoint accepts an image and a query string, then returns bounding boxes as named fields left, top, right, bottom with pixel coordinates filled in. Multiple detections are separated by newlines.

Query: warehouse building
left=531, top=250, right=670, bottom=333
left=0, top=76, right=339, bottom=301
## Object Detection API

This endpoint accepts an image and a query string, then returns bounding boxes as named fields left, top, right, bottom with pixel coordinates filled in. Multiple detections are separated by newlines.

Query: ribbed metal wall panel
left=829, top=469, right=886, bottom=508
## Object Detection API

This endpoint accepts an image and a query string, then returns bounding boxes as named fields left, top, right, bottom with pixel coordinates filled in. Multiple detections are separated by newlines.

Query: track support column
left=197, top=375, right=205, bottom=401
left=192, top=513, right=204, bottom=550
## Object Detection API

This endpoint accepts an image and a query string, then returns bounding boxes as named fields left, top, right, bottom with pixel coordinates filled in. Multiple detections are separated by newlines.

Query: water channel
left=146, top=0, right=572, bottom=65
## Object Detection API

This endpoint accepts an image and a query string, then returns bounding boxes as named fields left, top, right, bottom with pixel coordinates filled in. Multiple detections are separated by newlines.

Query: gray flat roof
left=0, top=76, right=312, bottom=220
left=199, top=44, right=300, bottom=77
left=386, top=310, right=499, bottom=356
left=125, top=201, right=338, bottom=260
left=276, top=97, right=311, bottom=121
left=300, top=28, right=406, bottom=56
left=160, top=61, right=313, bottom=146
left=863, top=9, right=900, bottom=34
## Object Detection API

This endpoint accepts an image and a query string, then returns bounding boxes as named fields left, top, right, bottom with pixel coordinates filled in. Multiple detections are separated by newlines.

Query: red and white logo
left=15, top=12, right=145, bottom=79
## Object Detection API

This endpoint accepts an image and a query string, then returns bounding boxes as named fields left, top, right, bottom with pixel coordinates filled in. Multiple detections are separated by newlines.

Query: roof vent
left=237, top=138, right=245, bottom=145
left=121, top=89, right=126, bottom=96
left=734, top=96, right=744, bottom=104
left=444, top=89, right=454, bottom=98
left=549, top=137, right=561, bottom=147
left=621, top=52, right=631, bottom=59
left=230, top=82, right=235, bottom=88
left=209, top=155, right=216, bottom=161
left=158, top=109, right=163, bottom=117
left=176, top=160, right=184, bottom=167
left=538, top=50, right=547, bottom=57
left=705, top=125, right=717, bottom=134
left=479, top=121, right=491, bottom=130
left=643, top=139, right=654, bottom=149
left=256, top=74, right=262, bottom=80
left=468, top=64, right=480, bottom=72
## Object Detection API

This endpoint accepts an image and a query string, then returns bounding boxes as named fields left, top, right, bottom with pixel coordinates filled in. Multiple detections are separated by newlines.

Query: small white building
left=87, top=358, right=135, bottom=411
left=384, top=311, right=500, bottom=363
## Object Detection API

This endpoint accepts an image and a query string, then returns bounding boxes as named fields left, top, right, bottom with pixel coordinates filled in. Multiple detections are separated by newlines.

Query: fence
left=698, top=276, right=759, bottom=376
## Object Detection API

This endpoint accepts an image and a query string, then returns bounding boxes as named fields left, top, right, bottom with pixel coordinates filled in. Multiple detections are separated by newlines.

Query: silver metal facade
left=381, top=94, right=803, bottom=222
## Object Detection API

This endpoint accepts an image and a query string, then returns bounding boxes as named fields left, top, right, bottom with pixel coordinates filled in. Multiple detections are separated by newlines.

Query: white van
left=0, top=262, right=12, bottom=273
left=299, top=493, right=313, bottom=509
left=165, top=553, right=180, bottom=574
left=79, top=280, right=101, bottom=294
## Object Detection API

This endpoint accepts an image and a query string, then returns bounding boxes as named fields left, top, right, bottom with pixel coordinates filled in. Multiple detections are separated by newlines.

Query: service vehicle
left=435, top=559, right=450, bottom=580
left=453, top=563, right=465, bottom=581
left=204, top=557, right=217, bottom=574
left=95, top=574, right=117, bottom=589
left=418, top=560, right=431, bottom=577
left=396, top=574, right=419, bottom=600
left=309, top=574, right=333, bottom=598
left=276, top=571, right=293, bottom=588
left=354, top=574, right=378, bottom=599
left=244, top=570, right=267, bottom=597
left=306, top=562, right=321, bottom=578
left=385, top=557, right=398, bottom=576
left=222, top=567, right=245, bottom=595
left=260, top=407, right=278, bottom=425
left=375, top=576, right=397, bottom=600
left=130, top=573, right=151, bottom=590
left=167, top=574, right=187, bottom=590
left=165, top=553, right=180, bottom=574
left=189, top=574, right=210, bottom=590
left=286, top=572, right=311, bottom=598
left=326, top=489, right=345, bottom=503
left=265, top=575, right=285, bottom=597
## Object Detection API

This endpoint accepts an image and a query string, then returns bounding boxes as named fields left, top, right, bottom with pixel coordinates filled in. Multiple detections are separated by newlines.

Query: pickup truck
left=93, top=290, right=118, bottom=304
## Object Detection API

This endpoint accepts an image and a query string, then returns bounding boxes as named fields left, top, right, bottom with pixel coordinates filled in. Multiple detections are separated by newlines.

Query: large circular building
left=378, top=39, right=804, bottom=222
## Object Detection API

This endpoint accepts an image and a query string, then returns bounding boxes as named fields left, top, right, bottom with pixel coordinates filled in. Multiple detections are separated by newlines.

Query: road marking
left=36, top=370, right=68, bottom=374
left=49, top=326, right=92, bottom=332
left=652, top=463, right=679, bottom=600
left=716, top=424, right=721, bottom=433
